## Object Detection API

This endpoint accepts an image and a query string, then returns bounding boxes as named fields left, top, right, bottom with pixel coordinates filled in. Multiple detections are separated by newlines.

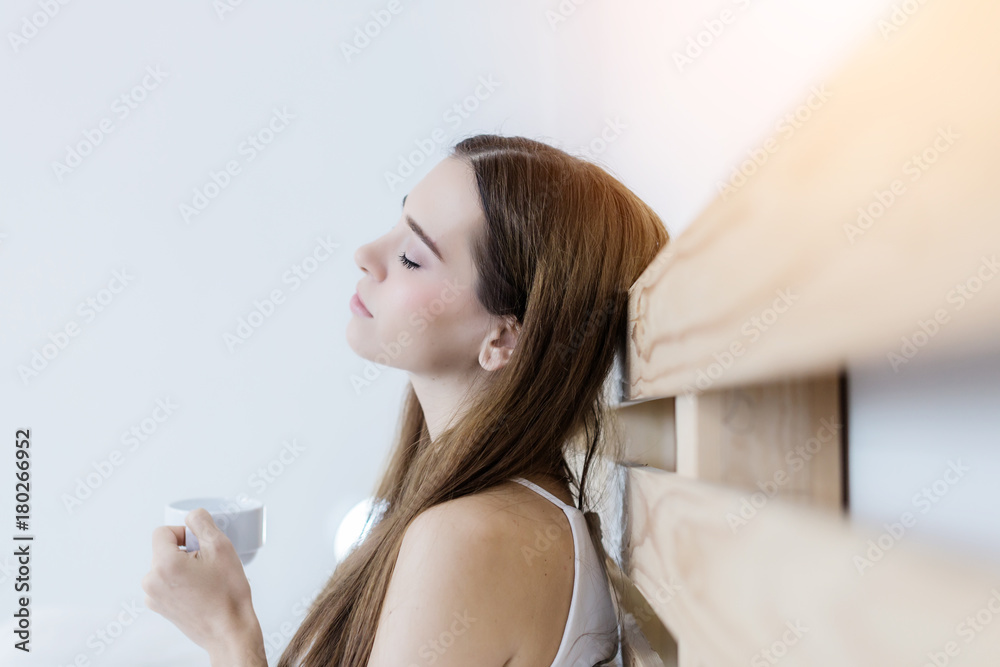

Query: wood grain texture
left=626, top=0, right=1000, bottom=401
left=625, top=466, right=1000, bottom=666
left=675, top=375, right=843, bottom=512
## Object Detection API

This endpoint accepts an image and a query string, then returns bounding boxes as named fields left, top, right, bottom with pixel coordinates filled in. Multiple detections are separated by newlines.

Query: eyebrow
left=401, top=194, right=443, bottom=262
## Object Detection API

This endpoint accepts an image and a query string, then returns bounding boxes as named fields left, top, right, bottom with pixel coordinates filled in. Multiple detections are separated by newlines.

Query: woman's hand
left=141, top=508, right=266, bottom=664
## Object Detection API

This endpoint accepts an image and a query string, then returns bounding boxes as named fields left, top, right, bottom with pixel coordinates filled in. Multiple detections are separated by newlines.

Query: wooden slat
left=675, top=374, right=843, bottom=511
left=671, top=374, right=844, bottom=664
left=604, top=553, right=678, bottom=666
left=614, top=397, right=677, bottom=471
left=626, top=0, right=1000, bottom=401
left=625, top=466, right=1000, bottom=666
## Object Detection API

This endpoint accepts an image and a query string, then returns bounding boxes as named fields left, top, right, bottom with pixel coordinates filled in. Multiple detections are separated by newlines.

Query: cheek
left=378, top=281, right=447, bottom=334
left=406, top=281, right=465, bottom=317
left=391, top=282, right=443, bottom=315
left=387, top=279, right=474, bottom=333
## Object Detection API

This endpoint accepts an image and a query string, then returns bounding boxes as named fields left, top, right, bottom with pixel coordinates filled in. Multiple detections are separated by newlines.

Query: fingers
left=141, top=571, right=160, bottom=598
left=151, top=525, right=183, bottom=555
left=185, top=508, right=223, bottom=548
left=141, top=569, right=168, bottom=614
left=165, top=525, right=185, bottom=545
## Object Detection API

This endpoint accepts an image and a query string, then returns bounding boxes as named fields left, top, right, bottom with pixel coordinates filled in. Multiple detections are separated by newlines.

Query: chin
left=345, top=320, right=365, bottom=355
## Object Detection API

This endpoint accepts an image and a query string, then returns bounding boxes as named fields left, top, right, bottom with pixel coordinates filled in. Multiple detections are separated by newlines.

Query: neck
left=409, top=368, right=487, bottom=442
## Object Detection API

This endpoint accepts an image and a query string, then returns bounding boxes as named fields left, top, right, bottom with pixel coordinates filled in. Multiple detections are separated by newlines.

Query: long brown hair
left=277, top=134, right=670, bottom=666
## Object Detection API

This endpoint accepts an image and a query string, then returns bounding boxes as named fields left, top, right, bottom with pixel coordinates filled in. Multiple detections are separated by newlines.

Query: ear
left=478, top=315, right=521, bottom=372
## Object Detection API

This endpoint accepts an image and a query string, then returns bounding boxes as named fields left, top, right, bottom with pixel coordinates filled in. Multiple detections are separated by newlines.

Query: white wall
left=3, top=0, right=982, bottom=665
left=849, top=344, right=1000, bottom=562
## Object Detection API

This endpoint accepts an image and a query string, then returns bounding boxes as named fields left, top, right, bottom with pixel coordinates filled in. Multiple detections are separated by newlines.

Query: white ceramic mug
left=164, top=496, right=265, bottom=566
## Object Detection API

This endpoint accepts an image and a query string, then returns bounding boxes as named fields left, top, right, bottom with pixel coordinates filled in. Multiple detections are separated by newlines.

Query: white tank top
left=510, top=477, right=620, bottom=666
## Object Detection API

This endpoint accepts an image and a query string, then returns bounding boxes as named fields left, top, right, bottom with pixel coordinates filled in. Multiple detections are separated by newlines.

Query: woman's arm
left=208, top=617, right=267, bottom=667
left=367, top=499, right=521, bottom=666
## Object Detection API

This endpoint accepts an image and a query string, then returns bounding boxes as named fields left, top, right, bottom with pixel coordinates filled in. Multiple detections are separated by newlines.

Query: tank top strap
left=510, top=476, right=573, bottom=511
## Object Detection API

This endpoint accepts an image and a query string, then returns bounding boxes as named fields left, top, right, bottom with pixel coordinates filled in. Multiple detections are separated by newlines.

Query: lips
left=357, top=292, right=371, bottom=315
left=351, top=291, right=373, bottom=317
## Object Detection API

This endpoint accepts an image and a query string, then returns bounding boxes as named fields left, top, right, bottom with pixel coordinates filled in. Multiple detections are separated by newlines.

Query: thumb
left=185, top=508, right=226, bottom=548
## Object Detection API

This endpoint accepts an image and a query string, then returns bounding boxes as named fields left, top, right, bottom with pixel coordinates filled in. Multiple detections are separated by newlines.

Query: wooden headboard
left=609, top=0, right=1000, bottom=663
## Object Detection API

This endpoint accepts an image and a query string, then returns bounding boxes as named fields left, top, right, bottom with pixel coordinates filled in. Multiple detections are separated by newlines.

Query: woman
left=142, top=134, right=669, bottom=666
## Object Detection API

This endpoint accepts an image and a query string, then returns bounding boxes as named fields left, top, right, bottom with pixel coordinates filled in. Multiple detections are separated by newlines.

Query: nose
left=354, top=236, right=385, bottom=282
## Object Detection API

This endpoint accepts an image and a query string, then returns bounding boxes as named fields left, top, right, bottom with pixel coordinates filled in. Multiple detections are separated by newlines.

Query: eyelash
left=398, top=252, right=420, bottom=270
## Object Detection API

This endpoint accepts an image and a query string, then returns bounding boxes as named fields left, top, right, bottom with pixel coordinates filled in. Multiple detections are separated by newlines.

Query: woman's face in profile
left=348, top=156, right=495, bottom=378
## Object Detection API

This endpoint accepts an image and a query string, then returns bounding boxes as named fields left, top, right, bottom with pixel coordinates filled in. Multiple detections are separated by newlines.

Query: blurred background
left=1, top=0, right=997, bottom=664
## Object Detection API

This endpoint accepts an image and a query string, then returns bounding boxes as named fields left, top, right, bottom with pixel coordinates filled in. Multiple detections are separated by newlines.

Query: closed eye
left=398, top=252, right=420, bottom=270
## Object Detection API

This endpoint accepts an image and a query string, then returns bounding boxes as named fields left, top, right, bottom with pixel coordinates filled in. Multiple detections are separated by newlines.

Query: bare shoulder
left=412, top=482, right=575, bottom=563
left=368, top=485, right=575, bottom=667
left=408, top=479, right=572, bottom=538
left=397, top=482, right=569, bottom=590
